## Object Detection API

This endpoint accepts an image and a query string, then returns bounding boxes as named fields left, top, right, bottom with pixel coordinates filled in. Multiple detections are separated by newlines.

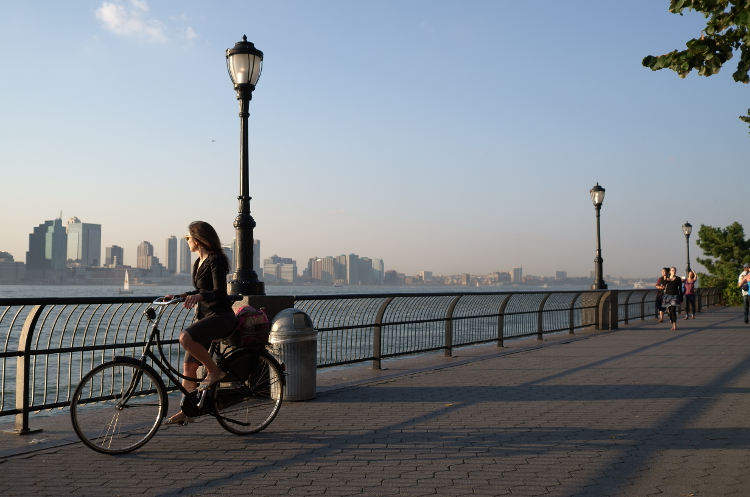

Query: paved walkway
left=1, top=306, right=749, bottom=496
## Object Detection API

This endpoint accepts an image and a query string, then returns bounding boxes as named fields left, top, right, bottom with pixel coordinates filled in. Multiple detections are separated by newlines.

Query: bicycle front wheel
left=70, top=361, right=166, bottom=454
left=214, top=351, right=284, bottom=435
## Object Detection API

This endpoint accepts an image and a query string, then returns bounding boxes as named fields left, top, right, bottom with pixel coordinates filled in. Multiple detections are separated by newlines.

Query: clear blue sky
left=1, top=1, right=748, bottom=278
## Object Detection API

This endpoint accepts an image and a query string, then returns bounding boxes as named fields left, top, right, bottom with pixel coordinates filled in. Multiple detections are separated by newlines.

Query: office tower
left=66, top=217, right=102, bottom=266
left=513, top=267, right=523, bottom=283
left=179, top=237, right=191, bottom=274
left=137, top=241, right=154, bottom=269
left=106, top=245, right=124, bottom=267
left=372, top=259, right=385, bottom=284
left=420, top=270, right=432, bottom=282
left=222, top=245, right=233, bottom=272
left=556, top=271, right=567, bottom=280
left=254, top=239, right=261, bottom=279
left=26, top=220, right=54, bottom=271
left=461, top=273, right=471, bottom=286
left=346, top=253, right=359, bottom=285
left=263, top=254, right=296, bottom=284
left=165, top=236, right=177, bottom=273
left=359, top=257, right=372, bottom=285
left=319, top=256, right=335, bottom=284
left=336, top=255, right=347, bottom=281
left=45, top=218, right=68, bottom=270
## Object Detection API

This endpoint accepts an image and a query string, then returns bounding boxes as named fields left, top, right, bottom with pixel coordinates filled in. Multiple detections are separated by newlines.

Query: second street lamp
left=683, top=221, right=693, bottom=275
left=226, top=35, right=264, bottom=296
left=590, top=183, right=607, bottom=290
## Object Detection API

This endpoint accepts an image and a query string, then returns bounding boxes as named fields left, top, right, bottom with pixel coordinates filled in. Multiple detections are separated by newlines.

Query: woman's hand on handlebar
left=183, top=293, right=203, bottom=309
left=163, top=293, right=187, bottom=303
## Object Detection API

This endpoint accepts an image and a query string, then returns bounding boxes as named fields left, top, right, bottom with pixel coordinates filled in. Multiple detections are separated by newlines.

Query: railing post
left=569, top=292, right=581, bottom=334
left=606, top=290, right=619, bottom=330
left=372, top=297, right=394, bottom=370
left=537, top=293, right=552, bottom=340
left=5, top=305, right=45, bottom=435
left=623, top=290, right=633, bottom=325
left=497, top=294, right=512, bottom=347
left=444, top=296, right=462, bottom=357
left=640, top=291, right=648, bottom=321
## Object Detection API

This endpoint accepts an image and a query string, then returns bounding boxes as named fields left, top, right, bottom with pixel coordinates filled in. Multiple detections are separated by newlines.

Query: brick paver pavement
left=1, top=306, right=749, bottom=496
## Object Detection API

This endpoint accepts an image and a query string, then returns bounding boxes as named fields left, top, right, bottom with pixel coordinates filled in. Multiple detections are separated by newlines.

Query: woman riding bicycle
left=164, top=221, right=236, bottom=425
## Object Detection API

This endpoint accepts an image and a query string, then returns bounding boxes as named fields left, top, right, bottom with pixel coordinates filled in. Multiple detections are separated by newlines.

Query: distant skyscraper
left=555, top=271, right=567, bottom=280
left=359, top=257, right=372, bottom=285
left=66, top=216, right=102, bottom=266
left=513, top=267, right=523, bottom=282
left=179, top=237, right=191, bottom=274
left=106, top=245, right=124, bottom=267
left=165, top=236, right=177, bottom=273
left=263, top=254, right=296, bottom=284
left=222, top=245, right=233, bottom=272
left=45, top=218, right=68, bottom=270
left=419, top=270, right=432, bottom=282
left=137, top=241, right=154, bottom=269
left=372, top=259, right=385, bottom=284
left=346, top=253, right=359, bottom=285
left=336, top=255, right=347, bottom=281
left=26, top=220, right=55, bottom=271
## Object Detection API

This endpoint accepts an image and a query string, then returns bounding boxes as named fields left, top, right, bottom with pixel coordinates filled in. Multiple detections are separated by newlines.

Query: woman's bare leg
left=179, top=331, right=222, bottom=379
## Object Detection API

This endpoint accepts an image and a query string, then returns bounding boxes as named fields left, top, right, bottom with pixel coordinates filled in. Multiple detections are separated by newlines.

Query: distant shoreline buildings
left=0, top=216, right=650, bottom=287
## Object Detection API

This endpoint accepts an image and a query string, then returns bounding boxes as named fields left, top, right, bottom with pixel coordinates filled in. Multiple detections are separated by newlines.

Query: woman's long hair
left=188, top=221, right=230, bottom=274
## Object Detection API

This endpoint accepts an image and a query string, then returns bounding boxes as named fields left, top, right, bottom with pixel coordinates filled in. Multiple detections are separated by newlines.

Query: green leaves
left=645, top=1, right=750, bottom=132
left=695, top=222, right=750, bottom=305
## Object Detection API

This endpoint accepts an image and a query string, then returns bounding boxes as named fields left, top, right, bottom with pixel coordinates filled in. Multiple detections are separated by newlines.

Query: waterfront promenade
left=1, top=305, right=749, bottom=496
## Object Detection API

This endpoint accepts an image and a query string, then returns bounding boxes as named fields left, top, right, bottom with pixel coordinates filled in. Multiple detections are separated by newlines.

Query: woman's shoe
left=198, top=371, right=227, bottom=391
left=684, top=316, right=689, bottom=320
left=164, top=413, right=194, bottom=426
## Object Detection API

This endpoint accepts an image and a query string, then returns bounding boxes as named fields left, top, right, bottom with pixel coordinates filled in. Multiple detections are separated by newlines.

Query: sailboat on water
left=119, top=270, right=134, bottom=294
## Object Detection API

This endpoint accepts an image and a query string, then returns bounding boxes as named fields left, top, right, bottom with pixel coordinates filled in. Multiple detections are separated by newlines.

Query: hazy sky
left=1, top=1, right=748, bottom=278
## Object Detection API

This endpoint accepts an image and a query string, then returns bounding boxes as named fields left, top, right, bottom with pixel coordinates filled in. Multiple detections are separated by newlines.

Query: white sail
left=123, top=271, right=130, bottom=291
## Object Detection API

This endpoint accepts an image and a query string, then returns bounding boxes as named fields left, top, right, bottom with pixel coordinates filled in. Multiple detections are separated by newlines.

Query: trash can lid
left=270, top=308, right=316, bottom=334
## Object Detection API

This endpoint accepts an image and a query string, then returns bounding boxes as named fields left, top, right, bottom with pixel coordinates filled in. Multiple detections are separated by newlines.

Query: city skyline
left=2, top=2, right=747, bottom=278
left=3, top=214, right=661, bottom=282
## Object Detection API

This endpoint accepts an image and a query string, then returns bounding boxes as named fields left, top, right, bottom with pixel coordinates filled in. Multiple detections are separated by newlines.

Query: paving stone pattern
left=1, top=307, right=749, bottom=496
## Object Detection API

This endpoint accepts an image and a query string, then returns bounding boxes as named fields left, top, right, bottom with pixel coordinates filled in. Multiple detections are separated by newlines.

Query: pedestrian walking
left=738, top=263, right=750, bottom=324
left=655, top=267, right=668, bottom=322
left=683, top=270, right=697, bottom=319
left=661, top=267, right=683, bottom=331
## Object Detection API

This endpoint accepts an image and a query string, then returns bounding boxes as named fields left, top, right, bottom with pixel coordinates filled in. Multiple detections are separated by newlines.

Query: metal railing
left=0, top=288, right=722, bottom=433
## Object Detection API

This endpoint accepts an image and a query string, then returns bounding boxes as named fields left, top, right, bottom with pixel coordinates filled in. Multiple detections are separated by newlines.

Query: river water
left=0, top=283, right=614, bottom=299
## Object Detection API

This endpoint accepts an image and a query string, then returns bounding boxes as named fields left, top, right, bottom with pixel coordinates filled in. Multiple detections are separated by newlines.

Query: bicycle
left=70, top=296, right=285, bottom=455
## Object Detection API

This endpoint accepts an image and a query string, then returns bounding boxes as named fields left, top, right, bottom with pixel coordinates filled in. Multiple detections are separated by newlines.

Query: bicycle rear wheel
left=70, top=361, right=166, bottom=454
left=214, top=350, right=283, bottom=435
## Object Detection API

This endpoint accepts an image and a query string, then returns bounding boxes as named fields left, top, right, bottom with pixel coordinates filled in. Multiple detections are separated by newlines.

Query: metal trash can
left=269, top=308, right=317, bottom=401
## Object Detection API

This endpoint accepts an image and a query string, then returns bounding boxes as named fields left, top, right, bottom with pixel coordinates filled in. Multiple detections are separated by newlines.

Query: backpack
left=233, top=305, right=270, bottom=346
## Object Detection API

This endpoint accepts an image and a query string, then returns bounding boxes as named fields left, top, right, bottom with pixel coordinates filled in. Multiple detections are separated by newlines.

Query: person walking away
left=662, top=267, right=683, bottom=331
left=683, top=270, right=697, bottom=319
left=655, top=268, right=668, bottom=322
left=738, top=264, right=750, bottom=324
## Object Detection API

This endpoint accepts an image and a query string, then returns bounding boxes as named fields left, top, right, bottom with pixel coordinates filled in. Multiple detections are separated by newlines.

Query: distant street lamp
left=682, top=221, right=693, bottom=275
left=226, top=35, right=265, bottom=295
left=590, top=183, right=607, bottom=290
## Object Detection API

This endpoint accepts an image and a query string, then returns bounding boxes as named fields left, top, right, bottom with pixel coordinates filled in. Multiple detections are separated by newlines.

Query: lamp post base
left=228, top=280, right=265, bottom=296
left=591, top=282, right=608, bottom=290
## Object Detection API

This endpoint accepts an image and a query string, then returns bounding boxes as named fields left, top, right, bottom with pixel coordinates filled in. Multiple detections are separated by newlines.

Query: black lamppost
left=226, top=35, right=265, bottom=295
left=682, top=221, right=692, bottom=275
left=590, top=183, right=607, bottom=290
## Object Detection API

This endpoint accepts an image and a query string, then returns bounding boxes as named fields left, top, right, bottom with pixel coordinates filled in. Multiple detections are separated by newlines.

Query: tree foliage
left=695, top=222, right=750, bottom=305
left=642, top=1, right=750, bottom=132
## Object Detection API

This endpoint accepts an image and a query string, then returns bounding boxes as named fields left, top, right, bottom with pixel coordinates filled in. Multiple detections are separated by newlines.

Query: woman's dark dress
left=183, top=253, right=236, bottom=364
